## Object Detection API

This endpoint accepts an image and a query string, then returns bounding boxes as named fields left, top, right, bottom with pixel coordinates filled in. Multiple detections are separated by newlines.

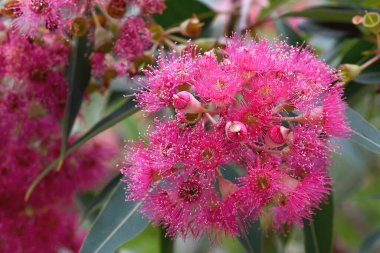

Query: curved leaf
left=221, top=165, right=262, bottom=253
left=25, top=99, right=139, bottom=201
left=358, top=229, right=380, bottom=253
left=239, top=220, right=262, bottom=253
left=160, top=228, right=174, bottom=253
left=64, top=35, right=92, bottom=138
left=282, top=6, right=364, bottom=23
left=298, top=21, right=360, bottom=38
left=154, top=0, right=216, bottom=28
left=80, top=182, right=149, bottom=253
left=275, top=19, right=304, bottom=46
left=82, top=174, right=123, bottom=221
left=303, top=193, right=334, bottom=253
left=355, top=72, right=380, bottom=84
left=347, top=107, right=380, bottom=153
left=354, top=62, right=380, bottom=84
left=58, top=35, right=92, bottom=169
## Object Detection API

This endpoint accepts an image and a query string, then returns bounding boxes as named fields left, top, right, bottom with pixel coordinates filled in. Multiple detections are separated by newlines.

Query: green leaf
left=355, top=71, right=380, bottom=84
left=340, top=40, right=375, bottom=64
left=275, top=19, right=304, bottom=46
left=347, top=107, right=380, bottom=153
left=354, top=62, right=380, bottom=84
left=221, top=165, right=261, bottom=253
left=160, top=228, right=174, bottom=253
left=80, top=182, right=149, bottom=253
left=82, top=174, right=123, bottom=221
left=358, top=229, right=380, bottom=253
left=298, top=21, right=360, bottom=38
left=25, top=99, right=139, bottom=201
left=303, top=193, right=334, bottom=253
left=154, top=0, right=216, bottom=28
left=259, top=0, right=289, bottom=20
left=58, top=35, right=92, bottom=169
left=323, top=39, right=359, bottom=67
left=282, top=6, right=364, bottom=23
left=239, top=220, right=262, bottom=253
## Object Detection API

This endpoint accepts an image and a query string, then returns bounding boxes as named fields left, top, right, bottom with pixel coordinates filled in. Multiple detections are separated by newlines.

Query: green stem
left=310, top=223, right=320, bottom=253
left=160, top=228, right=174, bottom=253
left=359, top=54, right=380, bottom=71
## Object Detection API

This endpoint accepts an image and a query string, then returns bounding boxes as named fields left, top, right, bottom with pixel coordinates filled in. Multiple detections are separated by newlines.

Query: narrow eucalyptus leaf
left=303, top=193, right=334, bottom=253
left=80, top=183, right=149, bottom=253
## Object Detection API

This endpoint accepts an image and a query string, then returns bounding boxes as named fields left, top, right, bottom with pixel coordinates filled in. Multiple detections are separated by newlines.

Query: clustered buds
left=0, top=27, right=119, bottom=251
left=122, top=35, right=350, bottom=240
left=0, top=0, right=166, bottom=251
left=352, top=12, right=380, bottom=34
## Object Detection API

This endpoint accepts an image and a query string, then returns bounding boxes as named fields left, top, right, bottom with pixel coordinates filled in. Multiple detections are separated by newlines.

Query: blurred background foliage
left=74, top=0, right=380, bottom=252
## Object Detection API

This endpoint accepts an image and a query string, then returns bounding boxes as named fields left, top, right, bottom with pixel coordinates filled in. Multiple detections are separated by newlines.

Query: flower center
left=215, top=80, right=225, bottom=89
left=254, top=174, right=270, bottom=190
left=243, top=112, right=258, bottom=125
left=201, top=147, right=214, bottom=161
left=30, top=0, right=49, bottom=14
left=29, top=66, right=48, bottom=82
left=178, top=180, right=202, bottom=203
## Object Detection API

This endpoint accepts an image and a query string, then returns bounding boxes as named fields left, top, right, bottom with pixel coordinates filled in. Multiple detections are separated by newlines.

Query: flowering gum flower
left=135, top=47, right=200, bottom=113
left=11, top=0, right=75, bottom=36
left=114, top=16, right=152, bottom=61
left=124, top=34, right=350, bottom=240
left=134, top=0, right=166, bottom=15
left=305, top=88, right=351, bottom=138
left=0, top=28, right=119, bottom=252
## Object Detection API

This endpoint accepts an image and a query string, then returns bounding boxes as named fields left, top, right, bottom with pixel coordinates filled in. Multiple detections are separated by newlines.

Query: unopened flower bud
left=225, top=121, right=248, bottom=143
left=94, top=26, right=114, bottom=53
left=179, top=16, right=203, bottom=38
left=107, top=0, right=127, bottom=19
left=352, top=15, right=363, bottom=25
left=149, top=24, right=165, bottom=42
left=265, top=125, right=290, bottom=148
left=363, top=12, right=380, bottom=33
left=70, top=16, right=88, bottom=37
left=3, top=0, right=19, bottom=18
left=338, top=64, right=361, bottom=82
left=172, top=91, right=203, bottom=114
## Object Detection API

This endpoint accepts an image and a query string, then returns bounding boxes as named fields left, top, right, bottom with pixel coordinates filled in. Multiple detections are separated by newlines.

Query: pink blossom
left=114, top=16, right=152, bottom=62
left=134, top=0, right=166, bottom=15
left=125, top=34, right=350, bottom=239
left=11, top=0, right=75, bottom=36
left=135, top=48, right=199, bottom=113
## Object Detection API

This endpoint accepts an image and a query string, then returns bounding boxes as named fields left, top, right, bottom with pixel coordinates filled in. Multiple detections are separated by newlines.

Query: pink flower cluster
left=7, top=0, right=165, bottom=37
left=5, top=0, right=164, bottom=79
left=0, top=30, right=117, bottom=252
left=122, top=35, right=350, bottom=240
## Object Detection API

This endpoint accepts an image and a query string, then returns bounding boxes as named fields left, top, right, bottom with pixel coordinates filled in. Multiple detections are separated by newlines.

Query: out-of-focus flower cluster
left=122, top=35, right=351, bottom=240
left=0, top=29, right=119, bottom=253
left=0, top=0, right=169, bottom=251
left=2, top=0, right=165, bottom=89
